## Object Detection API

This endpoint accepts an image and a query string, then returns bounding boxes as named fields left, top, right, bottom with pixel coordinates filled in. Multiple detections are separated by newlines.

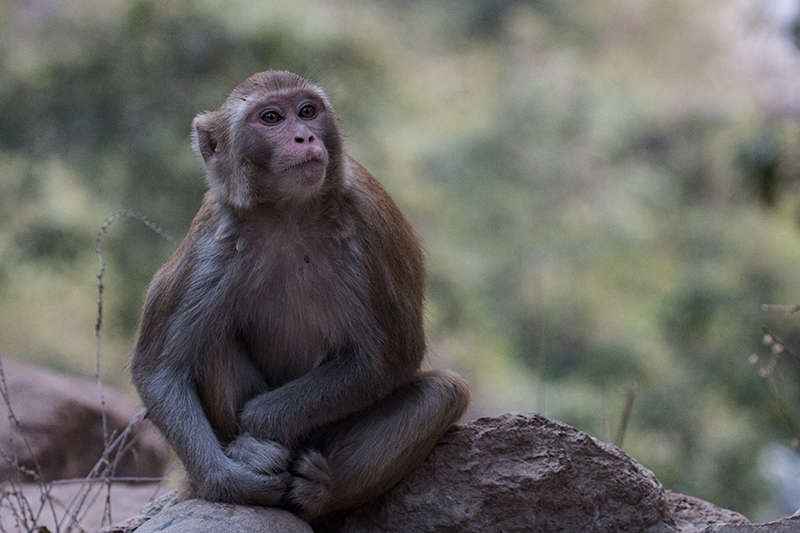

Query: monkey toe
left=226, top=433, right=290, bottom=475
left=288, top=450, right=332, bottom=520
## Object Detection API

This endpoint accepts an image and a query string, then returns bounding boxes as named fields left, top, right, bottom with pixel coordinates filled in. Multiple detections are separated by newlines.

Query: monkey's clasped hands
left=131, top=71, right=469, bottom=521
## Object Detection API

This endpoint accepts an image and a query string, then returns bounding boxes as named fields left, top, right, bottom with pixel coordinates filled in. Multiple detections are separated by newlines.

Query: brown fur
left=130, top=70, right=469, bottom=520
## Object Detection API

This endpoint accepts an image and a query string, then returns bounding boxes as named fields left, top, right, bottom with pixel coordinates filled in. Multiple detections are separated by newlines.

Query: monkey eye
left=298, top=104, right=317, bottom=119
left=260, top=110, right=283, bottom=124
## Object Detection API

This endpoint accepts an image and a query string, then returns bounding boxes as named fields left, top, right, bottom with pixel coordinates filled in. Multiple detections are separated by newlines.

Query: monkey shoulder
left=342, top=157, right=419, bottom=246
left=139, top=196, right=235, bottom=329
left=340, top=156, right=425, bottom=342
left=342, top=156, right=423, bottom=272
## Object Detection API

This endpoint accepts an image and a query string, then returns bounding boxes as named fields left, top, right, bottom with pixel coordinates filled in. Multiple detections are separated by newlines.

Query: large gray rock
left=0, top=355, right=166, bottom=481
left=133, top=499, right=311, bottom=533
left=699, top=515, right=800, bottom=532
left=667, top=491, right=753, bottom=532
left=104, top=413, right=798, bottom=533
left=328, top=413, right=748, bottom=532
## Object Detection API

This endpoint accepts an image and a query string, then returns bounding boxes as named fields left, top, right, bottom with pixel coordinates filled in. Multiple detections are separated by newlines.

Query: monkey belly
left=226, top=238, right=369, bottom=386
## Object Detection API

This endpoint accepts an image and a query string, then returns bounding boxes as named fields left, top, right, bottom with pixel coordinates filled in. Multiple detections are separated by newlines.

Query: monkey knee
left=288, top=450, right=332, bottom=520
left=225, top=434, right=290, bottom=475
left=420, top=369, right=470, bottom=423
left=433, top=369, right=471, bottom=401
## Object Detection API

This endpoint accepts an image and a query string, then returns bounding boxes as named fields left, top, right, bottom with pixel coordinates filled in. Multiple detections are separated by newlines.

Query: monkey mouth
left=283, top=157, right=325, bottom=173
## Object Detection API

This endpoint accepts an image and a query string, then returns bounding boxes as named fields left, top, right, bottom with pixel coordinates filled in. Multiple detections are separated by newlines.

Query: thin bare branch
left=94, top=211, right=176, bottom=528
left=762, top=304, right=800, bottom=314
left=614, top=383, right=636, bottom=448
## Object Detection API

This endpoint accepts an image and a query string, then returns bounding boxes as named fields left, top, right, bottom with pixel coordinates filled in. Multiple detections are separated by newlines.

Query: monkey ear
left=192, top=113, right=218, bottom=165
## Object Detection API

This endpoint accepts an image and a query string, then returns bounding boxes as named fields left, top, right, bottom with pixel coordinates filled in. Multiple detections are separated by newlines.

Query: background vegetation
left=3, top=0, right=800, bottom=521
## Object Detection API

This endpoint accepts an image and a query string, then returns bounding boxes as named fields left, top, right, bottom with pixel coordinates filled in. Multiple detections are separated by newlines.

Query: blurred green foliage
left=3, top=0, right=800, bottom=521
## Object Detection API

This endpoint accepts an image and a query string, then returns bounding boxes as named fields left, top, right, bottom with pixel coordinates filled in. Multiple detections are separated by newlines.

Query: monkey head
left=192, top=71, right=344, bottom=211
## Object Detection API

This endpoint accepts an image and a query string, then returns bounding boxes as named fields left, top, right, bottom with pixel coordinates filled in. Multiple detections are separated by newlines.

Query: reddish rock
left=0, top=355, right=166, bottom=482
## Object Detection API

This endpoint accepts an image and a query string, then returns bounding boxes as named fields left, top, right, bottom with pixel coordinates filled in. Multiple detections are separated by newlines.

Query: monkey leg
left=288, top=369, right=470, bottom=518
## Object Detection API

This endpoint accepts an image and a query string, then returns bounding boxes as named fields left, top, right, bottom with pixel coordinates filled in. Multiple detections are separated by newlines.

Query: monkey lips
left=281, top=151, right=328, bottom=187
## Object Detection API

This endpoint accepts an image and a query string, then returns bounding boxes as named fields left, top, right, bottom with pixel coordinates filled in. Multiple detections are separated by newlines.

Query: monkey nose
left=294, top=134, right=316, bottom=144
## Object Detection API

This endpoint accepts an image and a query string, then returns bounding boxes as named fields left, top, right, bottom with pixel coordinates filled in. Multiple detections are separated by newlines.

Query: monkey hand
left=287, top=450, right=332, bottom=521
left=194, top=456, right=291, bottom=507
left=225, top=433, right=291, bottom=475
left=238, top=393, right=293, bottom=444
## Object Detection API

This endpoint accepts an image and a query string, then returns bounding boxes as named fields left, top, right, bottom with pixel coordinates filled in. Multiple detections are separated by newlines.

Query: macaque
left=130, top=70, right=470, bottom=520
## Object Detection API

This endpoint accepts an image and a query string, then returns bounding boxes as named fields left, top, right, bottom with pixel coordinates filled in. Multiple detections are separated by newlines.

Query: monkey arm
left=239, top=365, right=391, bottom=447
left=133, top=301, right=291, bottom=506
left=135, top=363, right=226, bottom=473
left=237, top=340, right=407, bottom=446
left=131, top=229, right=289, bottom=505
left=134, top=358, right=289, bottom=505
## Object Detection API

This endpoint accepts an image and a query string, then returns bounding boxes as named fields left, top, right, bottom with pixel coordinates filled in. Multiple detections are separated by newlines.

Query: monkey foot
left=288, top=450, right=332, bottom=520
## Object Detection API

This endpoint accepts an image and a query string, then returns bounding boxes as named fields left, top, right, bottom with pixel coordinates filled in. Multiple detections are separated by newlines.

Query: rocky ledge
left=99, top=413, right=800, bottom=533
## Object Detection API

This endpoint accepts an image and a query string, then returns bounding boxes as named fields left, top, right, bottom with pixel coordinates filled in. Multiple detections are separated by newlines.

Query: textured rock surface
left=102, top=413, right=796, bottom=533
left=132, top=499, right=312, bottom=533
left=329, top=413, right=706, bottom=532
left=97, top=490, right=180, bottom=533
left=666, top=491, right=752, bottom=532
left=699, top=515, right=800, bottom=532
left=0, top=355, right=166, bottom=481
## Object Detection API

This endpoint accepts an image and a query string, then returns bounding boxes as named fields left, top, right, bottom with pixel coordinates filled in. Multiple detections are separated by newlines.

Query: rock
left=96, top=489, right=180, bottom=533
left=102, top=413, right=775, bottom=533
left=0, top=355, right=166, bottom=482
left=666, top=491, right=750, bottom=532
left=328, top=413, right=682, bottom=532
left=132, top=499, right=312, bottom=533
left=699, top=515, right=800, bottom=532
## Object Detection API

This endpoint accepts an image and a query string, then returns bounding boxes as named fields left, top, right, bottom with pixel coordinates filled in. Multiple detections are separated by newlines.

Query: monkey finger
left=197, top=466, right=290, bottom=507
left=246, top=471, right=293, bottom=507
left=226, top=433, right=290, bottom=475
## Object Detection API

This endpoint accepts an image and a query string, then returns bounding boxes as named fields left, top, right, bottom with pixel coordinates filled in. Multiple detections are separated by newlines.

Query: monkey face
left=240, top=91, right=331, bottom=199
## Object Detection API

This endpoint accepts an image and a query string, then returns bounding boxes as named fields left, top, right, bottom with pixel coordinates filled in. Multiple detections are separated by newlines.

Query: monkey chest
left=229, top=239, right=363, bottom=381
